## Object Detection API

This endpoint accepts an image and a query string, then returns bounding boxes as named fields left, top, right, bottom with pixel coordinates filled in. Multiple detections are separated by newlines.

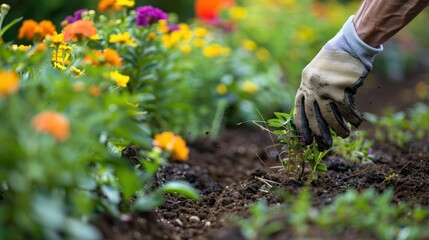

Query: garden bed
left=94, top=123, right=429, bottom=240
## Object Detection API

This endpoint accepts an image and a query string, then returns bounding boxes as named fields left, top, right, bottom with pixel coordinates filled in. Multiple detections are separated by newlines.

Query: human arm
left=293, top=0, right=429, bottom=150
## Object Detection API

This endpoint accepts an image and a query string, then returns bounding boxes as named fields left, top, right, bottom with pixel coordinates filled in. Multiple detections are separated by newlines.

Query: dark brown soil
left=94, top=124, right=429, bottom=240
left=95, top=72, right=429, bottom=240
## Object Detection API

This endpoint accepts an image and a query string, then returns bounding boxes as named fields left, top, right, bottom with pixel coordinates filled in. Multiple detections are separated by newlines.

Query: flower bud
left=1, top=4, right=10, bottom=15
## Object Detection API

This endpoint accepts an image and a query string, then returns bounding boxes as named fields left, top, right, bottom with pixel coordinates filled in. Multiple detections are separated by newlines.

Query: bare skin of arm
left=354, top=0, right=429, bottom=47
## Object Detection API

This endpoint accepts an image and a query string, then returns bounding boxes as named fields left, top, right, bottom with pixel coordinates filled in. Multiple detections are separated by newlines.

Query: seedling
left=334, top=130, right=375, bottom=163
left=265, top=108, right=330, bottom=183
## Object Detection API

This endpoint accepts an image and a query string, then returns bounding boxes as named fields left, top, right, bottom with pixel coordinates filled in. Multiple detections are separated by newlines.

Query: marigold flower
left=32, top=111, right=70, bottom=142
left=194, top=27, right=208, bottom=38
left=63, top=20, right=97, bottom=41
left=115, top=0, right=135, bottom=8
left=109, top=71, right=130, bottom=87
left=241, top=80, right=259, bottom=94
left=89, top=85, right=101, bottom=97
left=242, top=39, right=257, bottom=52
left=180, top=44, right=191, bottom=54
left=109, top=32, right=137, bottom=47
left=135, top=6, right=168, bottom=27
left=10, top=44, right=31, bottom=51
left=83, top=48, right=122, bottom=67
left=103, top=48, right=122, bottom=66
left=153, top=132, right=189, bottom=161
left=0, top=71, right=19, bottom=97
left=98, top=0, right=122, bottom=11
left=148, top=32, right=157, bottom=40
left=216, top=83, right=228, bottom=95
left=18, top=19, right=56, bottom=41
left=256, top=48, right=270, bottom=61
left=202, top=44, right=230, bottom=58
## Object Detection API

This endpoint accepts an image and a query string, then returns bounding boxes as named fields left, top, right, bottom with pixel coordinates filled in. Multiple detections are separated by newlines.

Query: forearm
left=353, top=0, right=429, bottom=47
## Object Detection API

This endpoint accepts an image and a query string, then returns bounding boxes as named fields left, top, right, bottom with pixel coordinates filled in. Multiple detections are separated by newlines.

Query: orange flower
left=195, top=0, right=235, bottom=21
left=0, top=71, right=19, bottom=97
left=18, top=19, right=56, bottom=41
left=98, top=0, right=122, bottom=11
left=89, top=85, right=101, bottom=97
left=63, top=20, right=97, bottom=41
left=83, top=48, right=122, bottom=67
left=153, top=132, right=189, bottom=161
left=103, top=48, right=122, bottom=66
left=32, top=111, right=70, bottom=142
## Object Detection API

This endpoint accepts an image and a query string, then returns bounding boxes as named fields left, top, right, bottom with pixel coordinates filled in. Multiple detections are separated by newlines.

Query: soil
left=94, top=73, right=429, bottom=239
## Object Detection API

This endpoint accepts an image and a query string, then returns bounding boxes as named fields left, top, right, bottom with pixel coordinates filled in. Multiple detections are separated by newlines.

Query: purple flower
left=135, top=6, right=168, bottom=27
left=167, top=23, right=180, bottom=32
left=64, top=9, right=87, bottom=24
left=367, top=149, right=374, bottom=155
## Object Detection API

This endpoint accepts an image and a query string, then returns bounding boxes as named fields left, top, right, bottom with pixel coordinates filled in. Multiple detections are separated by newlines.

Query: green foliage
left=235, top=188, right=429, bottom=240
left=365, top=103, right=429, bottom=147
left=333, top=130, right=375, bottom=163
left=232, top=200, right=285, bottom=240
left=0, top=5, right=206, bottom=239
left=266, top=109, right=330, bottom=183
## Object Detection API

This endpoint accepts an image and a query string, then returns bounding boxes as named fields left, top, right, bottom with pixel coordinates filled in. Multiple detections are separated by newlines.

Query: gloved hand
left=293, top=16, right=383, bottom=150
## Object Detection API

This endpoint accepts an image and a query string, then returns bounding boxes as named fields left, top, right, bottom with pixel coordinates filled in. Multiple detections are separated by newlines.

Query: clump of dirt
left=95, top=124, right=429, bottom=240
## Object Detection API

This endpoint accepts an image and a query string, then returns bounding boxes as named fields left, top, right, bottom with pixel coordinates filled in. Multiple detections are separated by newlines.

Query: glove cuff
left=325, top=16, right=383, bottom=71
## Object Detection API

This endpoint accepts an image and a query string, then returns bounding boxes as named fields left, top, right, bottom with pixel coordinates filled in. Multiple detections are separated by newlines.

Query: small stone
left=204, top=221, right=212, bottom=227
left=189, top=216, right=200, bottom=222
left=175, top=219, right=183, bottom=226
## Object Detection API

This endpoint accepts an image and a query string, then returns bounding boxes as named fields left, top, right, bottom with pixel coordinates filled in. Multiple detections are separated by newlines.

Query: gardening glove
left=293, top=16, right=383, bottom=151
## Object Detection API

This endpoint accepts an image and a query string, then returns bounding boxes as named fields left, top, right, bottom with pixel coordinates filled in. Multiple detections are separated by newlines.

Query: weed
left=365, top=103, right=429, bottom=147
left=234, top=188, right=429, bottom=240
left=333, top=130, right=375, bottom=163
left=266, top=108, right=329, bottom=183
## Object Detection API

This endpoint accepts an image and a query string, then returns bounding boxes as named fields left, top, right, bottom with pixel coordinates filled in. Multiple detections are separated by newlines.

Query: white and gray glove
left=293, top=16, right=383, bottom=150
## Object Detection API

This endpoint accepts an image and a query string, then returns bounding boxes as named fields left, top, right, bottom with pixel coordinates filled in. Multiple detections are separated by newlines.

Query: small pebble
left=204, top=221, right=211, bottom=227
left=175, top=219, right=183, bottom=226
left=189, top=216, right=200, bottom=222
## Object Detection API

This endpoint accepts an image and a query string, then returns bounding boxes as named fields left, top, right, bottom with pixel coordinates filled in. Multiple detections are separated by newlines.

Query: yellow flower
left=109, top=71, right=130, bottom=87
left=148, top=32, right=157, bottom=40
left=10, top=44, right=31, bottom=51
left=193, top=38, right=205, bottom=48
left=202, top=44, right=230, bottom=58
left=242, top=39, right=257, bottom=52
left=115, top=0, right=134, bottom=7
left=216, top=83, right=228, bottom=95
left=109, top=32, right=137, bottom=47
left=0, top=71, right=19, bottom=97
left=229, top=6, right=247, bottom=20
left=153, top=131, right=189, bottom=161
left=157, top=20, right=169, bottom=34
left=297, top=26, right=315, bottom=41
left=256, top=48, right=270, bottom=61
left=49, top=32, right=65, bottom=45
left=70, top=66, right=84, bottom=77
left=241, top=80, right=259, bottom=94
left=193, top=27, right=208, bottom=38
left=53, top=62, right=67, bottom=71
left=180, top=44, right=191, bottom=54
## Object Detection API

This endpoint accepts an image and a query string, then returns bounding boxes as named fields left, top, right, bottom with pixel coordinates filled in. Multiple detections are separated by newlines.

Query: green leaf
left=0, top=17, right=23, bottom=36
left=133, top=194, right=164, bottom=212
left=160, top=181, right=202, bottom=202
left=315, top=163, right=328, bottom=174
left=116, top=168, right=142, bottom=201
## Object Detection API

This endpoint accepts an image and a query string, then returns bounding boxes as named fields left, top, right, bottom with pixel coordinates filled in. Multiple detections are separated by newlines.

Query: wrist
left=325, top=16, right=383, bottom=71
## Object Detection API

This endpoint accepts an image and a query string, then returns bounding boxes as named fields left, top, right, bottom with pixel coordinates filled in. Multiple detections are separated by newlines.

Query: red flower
left=195, top=0, right=235, bottom=22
